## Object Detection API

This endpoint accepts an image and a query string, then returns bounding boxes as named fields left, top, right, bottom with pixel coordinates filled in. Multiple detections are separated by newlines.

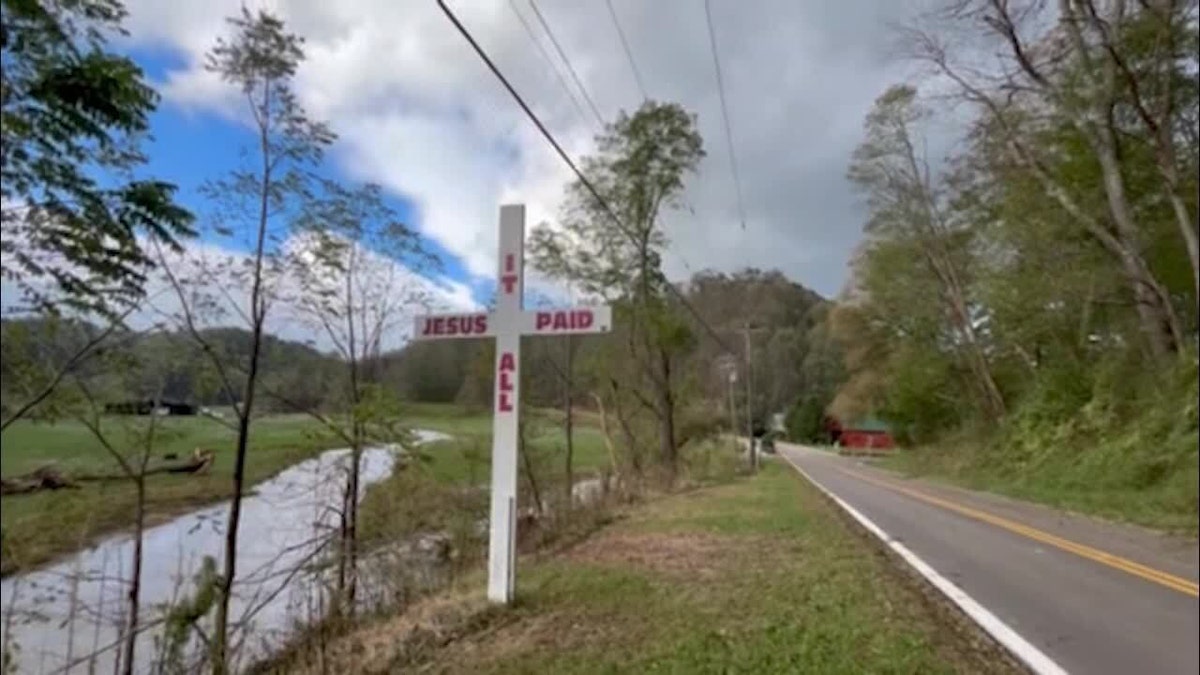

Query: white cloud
left=119, top=0, right=927, bottom=299
left=135, top=234, right=478, bottom=354
left=1, top=231, right=476, bottom=356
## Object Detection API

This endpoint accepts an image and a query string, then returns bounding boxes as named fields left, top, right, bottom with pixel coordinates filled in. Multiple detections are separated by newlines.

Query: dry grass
left=565, top=531, right=766, bottom=581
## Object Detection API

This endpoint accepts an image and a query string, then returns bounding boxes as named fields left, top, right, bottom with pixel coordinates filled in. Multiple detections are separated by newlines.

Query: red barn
left=827, top=416, right=895, bottom=455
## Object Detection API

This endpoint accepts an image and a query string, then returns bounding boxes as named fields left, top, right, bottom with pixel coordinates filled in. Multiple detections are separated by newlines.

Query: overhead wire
left=435, top=0, right=736, bottom=355
left=604, top=0, right=648, bottom=101
left=507, top=0, right=592, bottom=131
left=527, top=0, right=605, bottom=128
left=702, top=0, right=749, bottom=231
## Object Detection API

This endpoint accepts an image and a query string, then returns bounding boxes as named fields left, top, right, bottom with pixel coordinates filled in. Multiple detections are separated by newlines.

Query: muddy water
left=0, top=431, right=449, bottom=674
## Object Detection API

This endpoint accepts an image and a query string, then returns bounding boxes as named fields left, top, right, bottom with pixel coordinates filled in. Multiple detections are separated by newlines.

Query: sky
left=115, top=0, right=930, bottom=293
left=4, top=0, right=933, bottom=349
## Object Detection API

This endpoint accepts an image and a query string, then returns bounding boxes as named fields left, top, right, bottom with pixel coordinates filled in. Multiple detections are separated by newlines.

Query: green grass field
left=295, top=460, right=1014, bottom=674
left=1, top=404, right=597, bottom=575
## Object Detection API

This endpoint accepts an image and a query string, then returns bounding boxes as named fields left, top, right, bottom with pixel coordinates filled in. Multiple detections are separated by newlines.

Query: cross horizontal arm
left=411, top=305, right=611, bottom=341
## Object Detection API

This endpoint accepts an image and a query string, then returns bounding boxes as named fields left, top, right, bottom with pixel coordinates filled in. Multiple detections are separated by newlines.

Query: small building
left=827, top=416, right=895, bottom=454
left=105, top=400, right=197, bottom=416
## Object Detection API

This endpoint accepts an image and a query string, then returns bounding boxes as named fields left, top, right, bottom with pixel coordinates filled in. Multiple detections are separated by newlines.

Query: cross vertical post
left=489, top=204, right=524, bottom=603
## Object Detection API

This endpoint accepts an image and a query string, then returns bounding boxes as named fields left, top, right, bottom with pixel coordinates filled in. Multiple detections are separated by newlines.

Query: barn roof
left=847, top=417, right=891, bottom=433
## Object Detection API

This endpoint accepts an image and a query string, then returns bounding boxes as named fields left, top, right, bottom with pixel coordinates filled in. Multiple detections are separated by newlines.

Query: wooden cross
left=412, top=204, right=611, bottom=604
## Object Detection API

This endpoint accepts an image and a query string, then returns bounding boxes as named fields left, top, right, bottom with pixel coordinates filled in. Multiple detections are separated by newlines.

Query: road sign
left=412, top=204, right=611, bottom=604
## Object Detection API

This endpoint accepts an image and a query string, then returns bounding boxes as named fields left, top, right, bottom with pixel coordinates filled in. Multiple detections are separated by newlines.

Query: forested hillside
left=1, top=319, right=343, bottom=416
left=827, top=1, right=1199, bottom=528
left=3, top=267, right=834, bottom=432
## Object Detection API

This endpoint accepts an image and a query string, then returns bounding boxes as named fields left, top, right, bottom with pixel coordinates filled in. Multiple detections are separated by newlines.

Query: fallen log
left=156, top=448, right=215, bottom=475
left=0, top=465, right=77, bottom=496
left=1, top=449, right=217, bottom=496
left=87, top=448, right=217, bottom=479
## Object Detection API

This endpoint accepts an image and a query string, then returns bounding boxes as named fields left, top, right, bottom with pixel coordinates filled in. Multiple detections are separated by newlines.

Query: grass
left=1, top=413, right=339, bottom=575
left=0, top=404, right=582, bottom=575
left=309, top=460, right=1016, bottom=674
left=883, top=431, right=1199, bottom=536
left=882, top=363, right=1199, bottom=536
left=357, top=407, right=614, bottom=545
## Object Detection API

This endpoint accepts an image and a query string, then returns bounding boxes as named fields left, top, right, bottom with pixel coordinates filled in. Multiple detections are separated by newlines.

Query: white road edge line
left=780, top=452, right=1069, bottom=675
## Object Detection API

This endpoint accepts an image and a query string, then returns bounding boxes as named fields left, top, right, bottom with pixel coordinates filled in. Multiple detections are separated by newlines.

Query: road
left=777, top=443, right=1199, bottom=675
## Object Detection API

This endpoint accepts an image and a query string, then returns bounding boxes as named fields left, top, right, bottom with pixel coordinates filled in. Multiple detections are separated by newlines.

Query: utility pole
left=727, top=369, right=737, bottom=439
left=743, top=321, right=756, bottom=471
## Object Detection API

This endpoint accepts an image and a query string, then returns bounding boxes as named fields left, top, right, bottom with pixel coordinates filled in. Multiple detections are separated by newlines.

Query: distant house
left=105, top=400, right=197, bottom=416
left=826, top=415, right=895, bottom=454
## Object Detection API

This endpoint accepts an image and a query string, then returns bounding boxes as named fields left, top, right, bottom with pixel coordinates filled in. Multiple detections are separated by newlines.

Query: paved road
left=778, top=443, right=1199, bottom=675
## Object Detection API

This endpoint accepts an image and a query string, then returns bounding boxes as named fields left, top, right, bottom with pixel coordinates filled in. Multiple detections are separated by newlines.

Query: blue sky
left=102, top=0, right=906, bottom=309
left=128, top=46, right=495, bottom=306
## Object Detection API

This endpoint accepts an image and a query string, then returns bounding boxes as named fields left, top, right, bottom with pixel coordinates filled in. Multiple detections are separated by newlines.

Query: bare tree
left=67, top=352, right=169, bottom=675
left=284, top=180, right=433, bottom=618
left=151, top=10, right=334, bottom=672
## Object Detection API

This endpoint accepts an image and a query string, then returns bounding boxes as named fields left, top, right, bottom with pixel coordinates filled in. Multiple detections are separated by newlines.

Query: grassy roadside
left=881, top=357, right=1199, bottom=536
left=289, top=460, right=1017, bottom=674
left=0, top=404, right=565, bottom=576
left=883, top=423, right=1199, bottom=536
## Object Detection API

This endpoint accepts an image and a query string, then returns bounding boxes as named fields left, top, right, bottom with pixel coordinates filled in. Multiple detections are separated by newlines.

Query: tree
left=67, top=350, right=169, bottom=675
left=847, top=85, right=1006, bottom=422
left=1, top=0, right=193, bottom=315
left=903, top=0, right=1193, bottom=357
left=285, top=180, right=434, bottom=616
left=153, top=10, right=334, bottom=671
left=530, top=101, right=705, bottom=477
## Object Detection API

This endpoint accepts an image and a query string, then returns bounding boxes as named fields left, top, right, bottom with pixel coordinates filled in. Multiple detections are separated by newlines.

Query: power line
left=435, top=0, right=736, bottom=356
left=702, top=0, right=748, bottom=231
left=604, top=0, right=647, bottom=101
left=527, top=0, right=605, bottom=128
left=508, top=0, right=592, bottom=131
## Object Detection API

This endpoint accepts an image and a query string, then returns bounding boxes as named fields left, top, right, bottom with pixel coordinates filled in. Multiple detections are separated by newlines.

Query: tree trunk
left=591, top=392, right=619, bottom=475
left=345, top=434, right=362, bottom=616
left=562, top=336, right=574, bottom=509
left=655, top=347, right=676, bottom=475
left=1166, top=189, right=1200, bottom=307
left=213, top=77, right=273, bottom=673
left=1121, top=249, right=1184, bottom=358
left=120, top=478, right=146, bottom=675
left=946, top=290, right=1007, bottom=422
left=518, top=420, right=543, bottom=515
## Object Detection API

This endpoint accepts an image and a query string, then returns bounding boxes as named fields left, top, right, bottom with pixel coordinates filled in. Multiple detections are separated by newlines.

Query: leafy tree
left=1, top=0, right=193, bottom=314
left=848, top=84, right=1005, bottom=422
left=904, top=0, right=1194, bottom=357
left=150, top=9, right=334, bottom=670
left=530, top=101, right=705, bottom=477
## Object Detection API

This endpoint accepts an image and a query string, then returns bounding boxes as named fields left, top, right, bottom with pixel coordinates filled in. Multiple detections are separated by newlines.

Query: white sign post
left=411, top=204, right=611, bottom=604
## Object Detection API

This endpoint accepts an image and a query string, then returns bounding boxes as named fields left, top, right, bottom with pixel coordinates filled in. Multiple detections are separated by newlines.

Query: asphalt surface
left=777, top=443, right=1200, bottom=675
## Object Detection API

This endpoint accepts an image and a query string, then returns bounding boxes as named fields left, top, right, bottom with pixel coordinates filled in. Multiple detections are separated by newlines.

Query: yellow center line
left=827, top=462, right=1199, bottom=598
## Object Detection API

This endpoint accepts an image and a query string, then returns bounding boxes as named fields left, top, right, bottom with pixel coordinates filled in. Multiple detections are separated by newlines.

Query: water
left=0, top=430, right=450, bottom=674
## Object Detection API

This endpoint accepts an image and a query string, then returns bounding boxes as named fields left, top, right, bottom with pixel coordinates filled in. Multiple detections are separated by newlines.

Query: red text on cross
left=496, top=351, right=516, bottom=413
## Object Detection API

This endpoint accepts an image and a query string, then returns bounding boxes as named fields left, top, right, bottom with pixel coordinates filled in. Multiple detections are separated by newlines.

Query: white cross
left=411, top=204, right=611, bottom=604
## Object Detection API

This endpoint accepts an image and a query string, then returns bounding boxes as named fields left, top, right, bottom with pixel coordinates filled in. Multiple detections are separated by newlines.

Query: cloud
left=2, top=231, right=476, bottom=355
left=119, top=0, right=927, bottom=299
left=136, top=234, right=478, bottom=354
